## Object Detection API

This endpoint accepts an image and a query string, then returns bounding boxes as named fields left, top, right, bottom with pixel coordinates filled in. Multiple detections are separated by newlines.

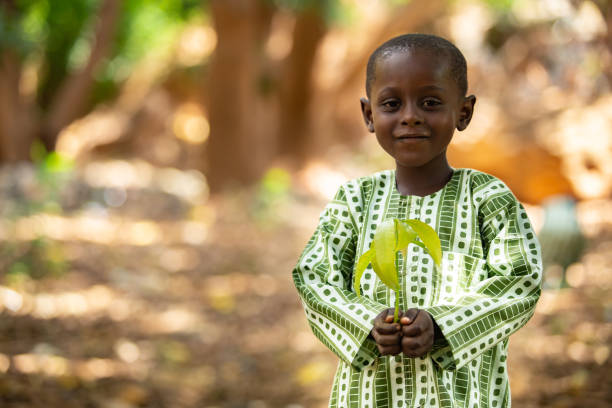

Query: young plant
left=353, top=219, right=442, bottom=323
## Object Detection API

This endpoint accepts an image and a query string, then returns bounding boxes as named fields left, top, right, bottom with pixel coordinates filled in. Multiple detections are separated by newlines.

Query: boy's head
left=365, top=33, right=468, bottom=99
left=360, top=33, right=476, bottom=171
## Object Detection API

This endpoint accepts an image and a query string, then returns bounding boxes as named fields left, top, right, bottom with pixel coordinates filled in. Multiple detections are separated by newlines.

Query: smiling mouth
left=395, top=135, right=429, bottom=140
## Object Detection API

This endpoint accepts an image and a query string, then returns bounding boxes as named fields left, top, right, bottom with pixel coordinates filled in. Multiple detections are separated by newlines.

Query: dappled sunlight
left=8, top=214, right=211, bottom=246
left=297, top=161, right=348, bottom=200
left=173, top=103, right=210, bottom=145
left=56, top=110, right=129, bottom=160
left=537, top=96, right=612, bottom=199
left=0, top=354, right=9, bottom=373
left=449, top=1, right=493, bottom=54
left=0, top=286, right=23, bottom=313
left=0, top=284, right=121, bottom=319
left=176, top=24, right=217, bottom=67
left=82, top=160, right=209, bottom=203
left=84, top=159, right=151, bottom=188
left=10, top=353, right=152, bottom=382
left=158, top=247, right=200, bottom=272
left=140, top=307, right=206, bottom=335
left=265, top=11, right=294, bottom=61
left=577, top=199, right=612, bottom=237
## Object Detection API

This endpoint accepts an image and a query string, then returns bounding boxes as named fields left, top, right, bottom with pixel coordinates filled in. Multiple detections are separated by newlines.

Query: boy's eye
left=380, top=100, right=400, bottom=110
left=422, top=98, right=442, bottom=108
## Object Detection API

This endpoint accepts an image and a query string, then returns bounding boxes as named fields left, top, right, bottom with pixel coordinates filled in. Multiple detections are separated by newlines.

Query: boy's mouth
left=395, top=134, right=429, bottom=140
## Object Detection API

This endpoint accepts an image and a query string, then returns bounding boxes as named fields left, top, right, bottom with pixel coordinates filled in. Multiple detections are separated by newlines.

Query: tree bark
left=0, top=0, right=35, bottom=162
left=277, top=5, right=327, bottom=163
left=205, top=0, right=275, bottom=192
left=0, top=50, right=34, bottom=161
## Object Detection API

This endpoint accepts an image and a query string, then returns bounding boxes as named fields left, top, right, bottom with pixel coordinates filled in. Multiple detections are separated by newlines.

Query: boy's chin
left=391, top=150, right=450, bottom=170
left=394, top=157, right=440, bottom=169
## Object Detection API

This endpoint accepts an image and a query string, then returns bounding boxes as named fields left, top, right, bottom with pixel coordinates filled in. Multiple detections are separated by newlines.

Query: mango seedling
left=353, top=219, right=442, bottom=323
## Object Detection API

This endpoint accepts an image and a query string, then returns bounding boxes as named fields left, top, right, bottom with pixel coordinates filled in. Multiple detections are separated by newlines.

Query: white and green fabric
left=293, top=168, right=542, bottom=408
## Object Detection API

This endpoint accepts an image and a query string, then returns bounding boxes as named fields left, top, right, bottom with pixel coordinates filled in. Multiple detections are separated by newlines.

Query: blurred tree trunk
left=205, top=0, right=277, bottom=192
left=0, top=0, right=34, bottom=162
left=0, top=50, right=35, bottom=161
left=206, top=1, right=330, bottom=191
left=277, top=5, right=327, bottom=163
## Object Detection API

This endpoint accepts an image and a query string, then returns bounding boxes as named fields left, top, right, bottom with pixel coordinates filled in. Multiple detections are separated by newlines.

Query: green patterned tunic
left=293, top=168, right=542, bottom=408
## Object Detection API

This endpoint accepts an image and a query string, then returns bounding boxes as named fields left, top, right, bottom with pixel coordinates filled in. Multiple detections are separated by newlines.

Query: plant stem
left=393, top=291, right=399, bottom=323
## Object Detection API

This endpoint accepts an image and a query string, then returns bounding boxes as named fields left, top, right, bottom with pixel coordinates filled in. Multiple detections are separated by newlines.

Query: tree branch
left=42, top=0, right=120, bottom=150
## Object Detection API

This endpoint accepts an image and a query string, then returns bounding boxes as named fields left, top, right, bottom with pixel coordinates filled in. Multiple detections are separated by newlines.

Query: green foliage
left=481, top=0, right=515, bottom=12
left=37, top=0, right=98, bottom=108
left=354, top=219, right=441, bottom=322
left=447, top=0, right=514, bottom=13
left=3, top=237, right=67, bottom=285
left=0, top=4, right=31, bottom=54
left=372, top=220, right=403, bottom=291
left=113, top=0, right=202, bottom=66
left=2, top=0, right=204, bottom=112
left=387, top=0, right=414, bottom=6
left=29, top=140, right=74, bottom=213
left=93, top=0, right=204, bottom=106
left=251, top=167, right=292, bottom=224
left=0, top=143, right=74, bottom=284
left=401, top=219, right=441, bottom=266
left=259, top=167, right=292, bottom=196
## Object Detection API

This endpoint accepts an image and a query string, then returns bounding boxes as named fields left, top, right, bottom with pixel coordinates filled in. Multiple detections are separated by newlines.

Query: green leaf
left=396, top=220, right=416, bottom=251
left=353, top=248, right=373, bottom=297
left=353, top=218, right=443, bottom=304
left=372, top=219, right=400, bottom=291
left=411, top=240, right=427, bottom=251
left=402, top=220, right=442, bottom=267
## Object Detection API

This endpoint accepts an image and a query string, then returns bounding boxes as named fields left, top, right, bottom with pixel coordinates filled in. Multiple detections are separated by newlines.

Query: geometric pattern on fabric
left=292, top=168, right=542, bottom=408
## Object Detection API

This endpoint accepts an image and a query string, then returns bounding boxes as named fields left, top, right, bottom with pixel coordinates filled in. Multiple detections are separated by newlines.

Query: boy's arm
left=422, top=190, right=543, bottom=371
left=293, top=185, right=388, bottom=371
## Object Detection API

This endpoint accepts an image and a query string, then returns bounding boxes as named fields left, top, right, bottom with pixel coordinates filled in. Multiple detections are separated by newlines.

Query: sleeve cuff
left=430, top=343, right=457, bottom=370
left=346, top=301, right=387, bottom=371
left=350, top=329, right=380, bottom=370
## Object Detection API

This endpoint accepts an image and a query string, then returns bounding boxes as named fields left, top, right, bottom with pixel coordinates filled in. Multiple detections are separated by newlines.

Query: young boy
left=293, top=34, right=542, bottom=408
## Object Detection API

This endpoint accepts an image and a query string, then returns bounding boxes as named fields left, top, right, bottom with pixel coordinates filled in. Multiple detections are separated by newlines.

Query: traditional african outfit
left=293, top=168, right=542, bottom=408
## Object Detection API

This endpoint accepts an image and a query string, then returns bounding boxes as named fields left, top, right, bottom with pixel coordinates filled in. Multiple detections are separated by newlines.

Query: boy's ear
left=457, top=95, right=476, bottom=131
left=360, top=97, right=375, bottom=133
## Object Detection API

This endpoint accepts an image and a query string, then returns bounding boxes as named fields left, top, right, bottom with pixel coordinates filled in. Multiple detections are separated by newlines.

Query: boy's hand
left=370, top=308, right=402, bottom=356
left=399, top=309, right=435, bottom=358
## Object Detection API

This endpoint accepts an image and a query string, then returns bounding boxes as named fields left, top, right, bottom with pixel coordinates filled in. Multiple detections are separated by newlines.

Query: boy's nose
left=400, top=104, right=423, bottom=126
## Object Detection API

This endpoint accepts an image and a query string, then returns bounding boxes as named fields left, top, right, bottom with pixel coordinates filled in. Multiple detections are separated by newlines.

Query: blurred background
left=0, top=0, right=610, bottom=407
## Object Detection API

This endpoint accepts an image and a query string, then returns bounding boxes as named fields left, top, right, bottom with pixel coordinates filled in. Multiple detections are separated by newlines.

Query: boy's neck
left=395, top=157, right=453, bottom=197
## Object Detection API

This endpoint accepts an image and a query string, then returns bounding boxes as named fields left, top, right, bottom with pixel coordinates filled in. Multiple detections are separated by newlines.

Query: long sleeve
left=293, top=185, right=388, bottom=371
left=425, top=189, right=543, bottom=371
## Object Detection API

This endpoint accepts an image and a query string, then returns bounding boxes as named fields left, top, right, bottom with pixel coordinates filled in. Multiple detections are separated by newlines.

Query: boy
left=292, top=33, right=542, bottom=408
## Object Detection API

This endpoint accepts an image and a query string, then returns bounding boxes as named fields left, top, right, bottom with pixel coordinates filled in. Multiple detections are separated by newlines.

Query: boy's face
left=361, top=49, right=475, bottom=170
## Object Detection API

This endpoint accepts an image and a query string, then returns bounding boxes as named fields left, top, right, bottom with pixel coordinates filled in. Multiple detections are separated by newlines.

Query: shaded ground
left=0, top=162, right=610, bottom=407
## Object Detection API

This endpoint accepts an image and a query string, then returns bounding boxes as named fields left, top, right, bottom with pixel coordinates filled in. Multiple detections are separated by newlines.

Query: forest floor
left=0, top=161, right=610, bottom=408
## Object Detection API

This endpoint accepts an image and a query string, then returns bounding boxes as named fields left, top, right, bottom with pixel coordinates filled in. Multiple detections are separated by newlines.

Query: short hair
left=365, top=33, right=468, bottom=98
